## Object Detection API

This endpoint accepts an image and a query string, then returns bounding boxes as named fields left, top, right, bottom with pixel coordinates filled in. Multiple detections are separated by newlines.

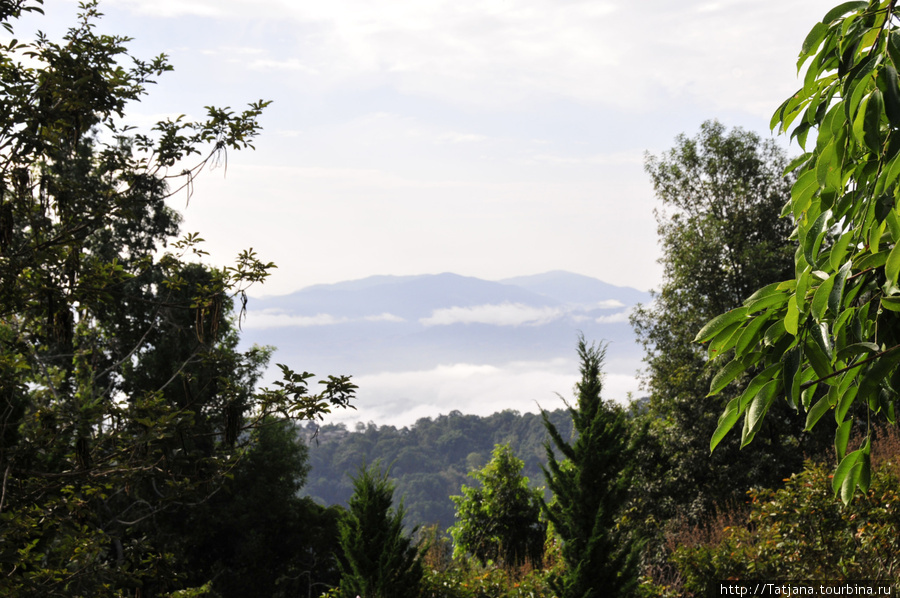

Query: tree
left=0, top=2, right=355, bottom=594
left=337, top=464, right=423, bottom=598
left=448, top=443, right=546, bottom=570
left=701, top=0, right=900, bottom=503
left=628, top=122, right=830, bottom=541
left=541, top=336, right=639, bottom=598
left=175, top=419, right=344, bottom=598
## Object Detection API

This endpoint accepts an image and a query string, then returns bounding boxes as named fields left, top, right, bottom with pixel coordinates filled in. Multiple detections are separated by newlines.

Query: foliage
left=304, top=409, right=573, bottom=531
left=173, top=419, right=344, bottom=598
left=449, top=444, right=546, bottom=570
left=701, top=0, right=900, bottom=503
left=628, top=121, right=831, bottom=568
left=418, top=525, right=561, bottom=598
left=541, top=336, right=640, bottom=598
left=337, top=464, right=423, bottom=598
left=0, top=2, right=354, bottom=595
left=647, top=428, right=900, bottom=597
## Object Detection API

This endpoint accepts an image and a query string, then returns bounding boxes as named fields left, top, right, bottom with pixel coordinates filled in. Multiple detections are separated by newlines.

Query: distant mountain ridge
left=237, top=271, right=650, bottom=424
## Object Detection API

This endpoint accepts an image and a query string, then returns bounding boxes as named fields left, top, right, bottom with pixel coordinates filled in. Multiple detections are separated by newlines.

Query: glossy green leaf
left=835, top=419, right=853, bottom=461
left=855, top=249, right=889, bottom=270
left=806, top=336, right=834, bottom=380
left=735, top=314, right=774, bottom=358
left=710, top=396, right=742, bottom=453
left=803, top=209, right=832, bottom=267
left=835, top=449, right=862, bottom=502
left=882, top=65, right=900, bottom=127
left=829, top=260, right=852, bottom=316
left=852, top=91, right=874, bottom=147
left=836, top=384, right=858, bottom=424
left=785, top=294, right=800, bottom=336
left=744, top=281, right=788, bottom=305
left=811, top=273, right=836, bottom=321
left=862, top=89, right=884, bottom=153
left=792, top=170, right=820, bottom=218
left=823, top=2, right=867, bottom=25
left=802, top=21, right=829, bottom=58
left=744, top=291, right=790, bottom=313
left=707, top=321, right=742, bottom=360
left=890, top=31, right=900, bottom=75
left=782, top=345, right=802, bottom=405
left=694, top=307, right=749, bottom=344
left=812, top=320, right=834, bottom=358
left=880, top=295, right=900, bottom=311
left=783, top=152, right=814, bottom=176
left=709, top=358, right=747, bottom=396
left=836, top=342, right=880, bottom=360
left=887, top=242, right=900, bottom=284
left=805, top=394, right=834, bottom=431
left=817, top=140, right=837, bottom=187
left=741, top=379, right=780, bottom=448
left=857, top=347, right=900, bottom=405
left=829, top=232, right=854, bottom=270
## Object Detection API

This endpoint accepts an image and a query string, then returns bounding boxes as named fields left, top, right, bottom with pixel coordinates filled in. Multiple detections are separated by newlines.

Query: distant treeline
left=300, top=409, right=575, bottom=530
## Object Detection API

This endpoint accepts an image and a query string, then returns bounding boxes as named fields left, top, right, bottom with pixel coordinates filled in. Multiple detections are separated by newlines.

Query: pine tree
left=337, top=464, right=423, bottom=598
left=541, top=336, right=639, bottom=598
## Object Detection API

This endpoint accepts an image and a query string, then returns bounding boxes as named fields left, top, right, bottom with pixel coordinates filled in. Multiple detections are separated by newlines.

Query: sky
left=16, top=0, right=834, bottom=297
left=12, top=0, right=837, bottom=425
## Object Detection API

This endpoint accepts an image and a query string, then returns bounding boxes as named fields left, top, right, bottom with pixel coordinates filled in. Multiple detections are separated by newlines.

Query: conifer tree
left=337, top=464, right=423, bottom=598
left=541, top=336, right=639, bottom=598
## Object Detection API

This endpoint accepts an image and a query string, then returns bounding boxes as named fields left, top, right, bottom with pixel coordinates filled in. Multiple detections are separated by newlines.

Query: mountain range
left=238, top=271, right=651, bottom=425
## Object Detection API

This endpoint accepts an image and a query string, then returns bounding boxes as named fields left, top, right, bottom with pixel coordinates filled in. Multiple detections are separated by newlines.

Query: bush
left=642, top=428, right=900, bottom=597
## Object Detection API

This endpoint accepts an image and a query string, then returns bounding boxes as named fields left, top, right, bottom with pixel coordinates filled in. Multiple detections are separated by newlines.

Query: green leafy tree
left=701, top=0, right=900, bottom=503
left=628, top=122, right=831, bottom=553
left=175, top=419, right=344, bottom=598
left=0, top=2, right=354, bottom=594
left=448, top=443, right=546, bottom=569
left=337, top=464, right=423, bottom=598
left=541, top=336, right=640, bottom=598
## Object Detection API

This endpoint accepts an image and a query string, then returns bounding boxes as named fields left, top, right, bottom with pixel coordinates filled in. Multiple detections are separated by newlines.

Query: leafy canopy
left=702, top=0, right=900, bottom=504
left=449, top=443, right=546, bottom=569
left=0, top=1, right=354, bottom=593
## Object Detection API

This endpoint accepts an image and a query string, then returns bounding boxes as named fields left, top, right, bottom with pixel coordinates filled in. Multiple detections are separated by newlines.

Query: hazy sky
left=18, top=0, right=832, bottom=297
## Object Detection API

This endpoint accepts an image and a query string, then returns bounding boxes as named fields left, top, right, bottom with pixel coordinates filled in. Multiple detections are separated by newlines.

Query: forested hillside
left=301, top=409, right=575, bottom=530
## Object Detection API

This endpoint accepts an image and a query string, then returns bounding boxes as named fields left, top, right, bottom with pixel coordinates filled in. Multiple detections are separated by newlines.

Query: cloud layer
left=330, top=357, right=642, bottom=428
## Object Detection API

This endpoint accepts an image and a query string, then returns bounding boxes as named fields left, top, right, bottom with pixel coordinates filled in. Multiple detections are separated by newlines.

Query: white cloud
left=240, top=309, right=406, bottom=328
left=244, top=58, right=320, bottom=74
left=327, top=358, right=641, bottom=428
left=364, top=313, right=406, bottom=323
left=595, top=310, right=630, bottom=324
left=113, top=0, right=820, bottom=115
left=529, top=152, right=644, bottom=166
left=420, top=302, right=563, bottom=327
left=241, top=310, right=348, bottom=329
left=595, top=299, right=625, bottom=309
left=437, top=132, right=488, bottom=144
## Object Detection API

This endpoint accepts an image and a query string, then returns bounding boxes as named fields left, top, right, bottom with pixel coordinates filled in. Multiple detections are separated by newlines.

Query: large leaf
left=694, top=307, right=749, bottom=344
left=708, top=358, right=748, bottom=396
left=822, top=2, right=867, bottom=24
left=741, top=379, right=780, bottom=448
left=805, top=393, right=835, bottom=430
left=812, top=274, right=837, bottom=321
left=735, top=314, right=774, bottom=358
